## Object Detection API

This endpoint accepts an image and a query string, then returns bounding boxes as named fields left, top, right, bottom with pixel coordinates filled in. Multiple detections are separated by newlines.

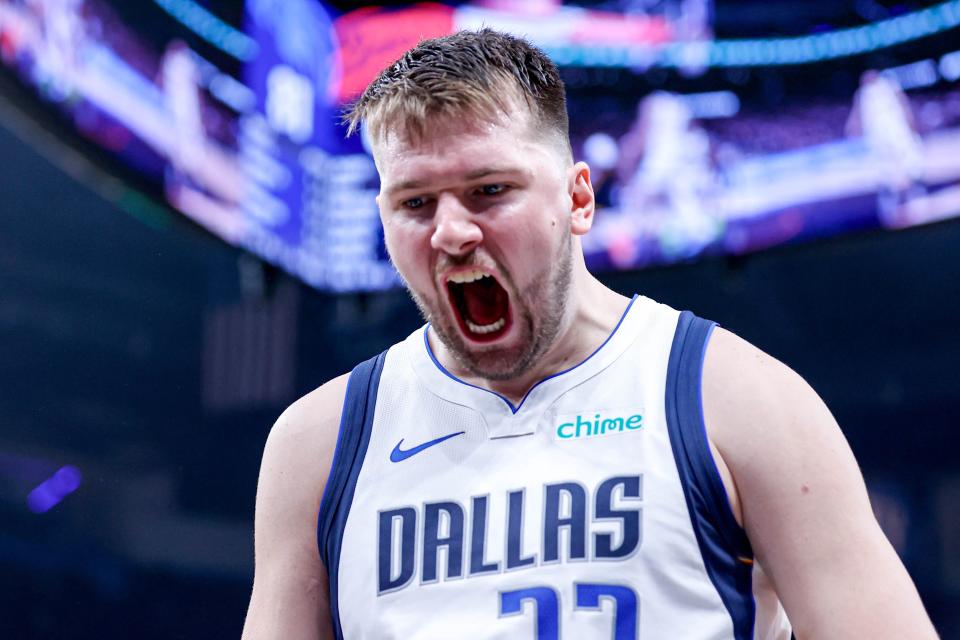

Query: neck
left=432, top=269, right=631, bottom=406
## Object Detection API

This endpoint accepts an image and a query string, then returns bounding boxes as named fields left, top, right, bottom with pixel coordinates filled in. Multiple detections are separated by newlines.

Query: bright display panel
left=1, top=0, right=958, bottom=291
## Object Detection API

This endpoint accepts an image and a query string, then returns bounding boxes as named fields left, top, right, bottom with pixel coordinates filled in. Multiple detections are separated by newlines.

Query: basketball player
left=242, top=30, right=937, bottom=639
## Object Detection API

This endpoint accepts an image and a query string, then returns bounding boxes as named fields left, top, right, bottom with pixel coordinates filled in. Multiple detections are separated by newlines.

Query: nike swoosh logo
left=390, top=431, right=465, bottom=463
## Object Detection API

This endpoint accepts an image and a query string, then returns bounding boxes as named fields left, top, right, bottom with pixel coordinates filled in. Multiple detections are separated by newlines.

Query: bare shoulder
left=242, top=373, right=350, bottom=640
left=253, top=372, right=352, bottom=547
left=700, top=327, right=823, bottom=455
left=253, top=370, right=351, bottom=560
left=700, top=326, right=862, bottom=504
left=700, top=325, right=861, bottom=526
left=262, top=372, right=351, bottom=487
left=700, top=327, right=937, bottom=638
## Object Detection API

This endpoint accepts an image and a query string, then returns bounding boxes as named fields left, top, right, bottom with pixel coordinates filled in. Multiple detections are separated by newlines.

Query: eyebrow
left=383, top=166, right=526, bottom=197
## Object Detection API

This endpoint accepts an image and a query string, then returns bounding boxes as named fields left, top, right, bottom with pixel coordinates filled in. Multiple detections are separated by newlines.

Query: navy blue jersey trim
left=665, top=311, right=756, bottom=640
left=423, top=294, right=639, bottom=414
left=317, top=350, right=387, bottom=640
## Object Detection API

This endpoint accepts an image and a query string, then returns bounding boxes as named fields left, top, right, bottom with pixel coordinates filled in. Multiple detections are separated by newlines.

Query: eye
left=400, top=196, right=426, bottom=210
left=478, top=184, right=507, bottom=196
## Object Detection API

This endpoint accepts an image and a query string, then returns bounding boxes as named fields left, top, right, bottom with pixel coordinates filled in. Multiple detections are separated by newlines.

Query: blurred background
left=1, top=0, right=959, bottom=637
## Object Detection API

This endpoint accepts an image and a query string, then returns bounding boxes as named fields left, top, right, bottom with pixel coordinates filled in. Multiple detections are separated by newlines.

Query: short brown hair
left=344, top=29, right=569, bottom=151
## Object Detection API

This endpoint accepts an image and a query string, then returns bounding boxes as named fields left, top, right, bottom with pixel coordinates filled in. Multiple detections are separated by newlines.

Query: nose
left=430, top=194, right=482, bottom=256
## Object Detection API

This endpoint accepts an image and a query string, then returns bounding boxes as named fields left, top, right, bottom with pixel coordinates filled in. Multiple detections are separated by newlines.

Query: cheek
left=384, top=216, right=415, bottom=253
left=384, top=221, right=433, bottom=283
left=500, top=202, right=565, bottom=252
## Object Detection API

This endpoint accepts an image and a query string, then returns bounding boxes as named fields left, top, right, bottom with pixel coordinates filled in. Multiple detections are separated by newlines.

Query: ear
left=568, top=161, right=595, bottom=236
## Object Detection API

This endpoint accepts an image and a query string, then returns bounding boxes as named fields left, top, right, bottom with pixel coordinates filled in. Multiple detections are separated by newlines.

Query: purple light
left=27, top=465, right=82, bottom=514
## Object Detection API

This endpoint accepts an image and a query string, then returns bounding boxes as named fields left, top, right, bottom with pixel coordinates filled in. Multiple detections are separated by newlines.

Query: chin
left=437, top=314, right=543, bottom=382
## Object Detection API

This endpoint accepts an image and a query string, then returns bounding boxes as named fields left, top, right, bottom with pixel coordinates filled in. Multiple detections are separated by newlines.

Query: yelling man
left=242, top=29, right=937, bottom=640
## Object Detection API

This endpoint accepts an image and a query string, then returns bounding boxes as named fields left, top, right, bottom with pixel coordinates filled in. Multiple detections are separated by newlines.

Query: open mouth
left=445, top=269, right=512, bottom=342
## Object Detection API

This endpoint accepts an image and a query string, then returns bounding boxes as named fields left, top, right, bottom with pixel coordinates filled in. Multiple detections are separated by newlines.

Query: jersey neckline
left=405, top=295, right=644, bottom=437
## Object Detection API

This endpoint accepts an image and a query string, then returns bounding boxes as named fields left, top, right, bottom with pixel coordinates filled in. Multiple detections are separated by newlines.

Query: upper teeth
left=447, top=269, right=491, bottom=284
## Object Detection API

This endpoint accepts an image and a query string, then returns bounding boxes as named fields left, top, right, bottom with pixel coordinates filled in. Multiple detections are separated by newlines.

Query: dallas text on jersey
left=377, top=475, right=644, bottom=594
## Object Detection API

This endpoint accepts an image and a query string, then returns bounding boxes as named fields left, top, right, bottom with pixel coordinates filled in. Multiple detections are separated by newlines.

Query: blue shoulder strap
left=665, top=311, right=756, bottom=640
left=317, top=350, right=387, bottom=640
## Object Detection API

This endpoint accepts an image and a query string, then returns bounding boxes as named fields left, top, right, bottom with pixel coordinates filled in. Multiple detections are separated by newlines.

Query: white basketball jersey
left=318, top=296, right=791, bottom=639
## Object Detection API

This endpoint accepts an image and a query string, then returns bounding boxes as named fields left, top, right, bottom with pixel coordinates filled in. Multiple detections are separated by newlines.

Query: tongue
left=463, top=278, right=507, bottom=326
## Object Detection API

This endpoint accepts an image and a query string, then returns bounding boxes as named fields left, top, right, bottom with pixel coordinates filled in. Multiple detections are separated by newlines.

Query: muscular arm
left=242, top=374, right=350, bottom=640
left=702, top=328, right=937, bottom=639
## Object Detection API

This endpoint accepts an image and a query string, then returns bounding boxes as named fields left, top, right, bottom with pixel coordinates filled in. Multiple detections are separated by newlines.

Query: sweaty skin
left=242, top=100, right=939, bottom=640
left=373, top=105, right=628, bottom=403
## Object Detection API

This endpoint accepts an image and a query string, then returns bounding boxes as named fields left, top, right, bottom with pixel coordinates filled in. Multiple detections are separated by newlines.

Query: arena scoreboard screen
left=1, top=0, right=959, bottom=291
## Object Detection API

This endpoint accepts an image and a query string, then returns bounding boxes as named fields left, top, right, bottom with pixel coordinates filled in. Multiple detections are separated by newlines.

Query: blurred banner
left=1, top=0, right=958, bottom=291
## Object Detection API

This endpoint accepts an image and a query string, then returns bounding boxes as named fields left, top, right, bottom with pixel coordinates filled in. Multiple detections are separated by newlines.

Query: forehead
left=373, top=108, right=559, bottom=190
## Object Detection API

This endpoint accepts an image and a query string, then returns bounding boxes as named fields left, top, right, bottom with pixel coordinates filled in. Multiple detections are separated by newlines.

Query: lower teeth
left=466, top=317, right=505, bottom=335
